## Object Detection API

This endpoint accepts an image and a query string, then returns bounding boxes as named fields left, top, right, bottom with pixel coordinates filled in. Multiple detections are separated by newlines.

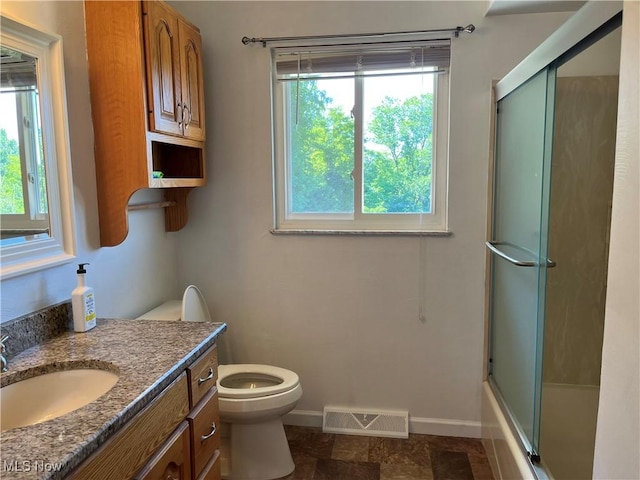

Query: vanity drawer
left=187, top=388, right=220, bottom=478
left=135, top=421, right=191, bottom=480
left=187, top=344, right=218, bottom=408
left=196, top=450, right=221, bottom=480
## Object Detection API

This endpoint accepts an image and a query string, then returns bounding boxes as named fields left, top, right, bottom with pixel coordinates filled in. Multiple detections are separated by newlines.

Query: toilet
left=138, top=286, right=302, bottom=480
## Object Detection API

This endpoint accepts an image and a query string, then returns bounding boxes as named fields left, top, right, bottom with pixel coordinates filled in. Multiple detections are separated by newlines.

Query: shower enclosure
left=486, top=6, right=622, bottom=479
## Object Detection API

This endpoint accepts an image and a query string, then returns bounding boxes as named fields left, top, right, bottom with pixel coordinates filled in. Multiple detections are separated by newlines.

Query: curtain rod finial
left=455, top=24, right=476, bottom=37
left=242, top=36, right=268, bottom=48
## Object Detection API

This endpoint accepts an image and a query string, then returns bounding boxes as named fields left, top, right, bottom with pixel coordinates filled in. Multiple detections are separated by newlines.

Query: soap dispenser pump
left=72, top=263, right=97, bottom=332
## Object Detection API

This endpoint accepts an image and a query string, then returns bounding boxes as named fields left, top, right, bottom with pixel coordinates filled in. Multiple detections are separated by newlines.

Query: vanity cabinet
left=84, top=1, right=207, bottom=247
left=70, top=373, right=191, bottom=480
left=70, top=344, right=220, bottom=480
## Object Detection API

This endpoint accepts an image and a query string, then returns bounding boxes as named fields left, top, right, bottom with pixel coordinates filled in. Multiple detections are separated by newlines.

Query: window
left=272, top=41, right=450, bottom=233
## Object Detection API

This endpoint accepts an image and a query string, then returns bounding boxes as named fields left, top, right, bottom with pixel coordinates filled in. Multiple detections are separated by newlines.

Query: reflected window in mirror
left=1, top=47, right=49, bottom=243
left=0, top=15, right=76, bottom=279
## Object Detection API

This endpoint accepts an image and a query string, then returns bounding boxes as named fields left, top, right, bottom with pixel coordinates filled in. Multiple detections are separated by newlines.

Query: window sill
left=270, top=228, right=453, bottom=237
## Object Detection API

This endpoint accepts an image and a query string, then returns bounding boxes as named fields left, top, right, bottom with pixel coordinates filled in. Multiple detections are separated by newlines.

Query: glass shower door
left=488, top=66, right=556, bottom=459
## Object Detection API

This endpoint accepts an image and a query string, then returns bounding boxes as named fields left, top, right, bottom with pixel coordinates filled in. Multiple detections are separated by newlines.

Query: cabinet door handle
left=177, top=102, right=183, bottom=128
left=198, top=367, right=215, bottom=385
left=201, top=422, right=217, bottom=442
left=183, top=105, right=190, bottom=129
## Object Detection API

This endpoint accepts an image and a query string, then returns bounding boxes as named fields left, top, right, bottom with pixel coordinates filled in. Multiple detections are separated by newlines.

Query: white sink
left=0, top=369, right=119, bottom=432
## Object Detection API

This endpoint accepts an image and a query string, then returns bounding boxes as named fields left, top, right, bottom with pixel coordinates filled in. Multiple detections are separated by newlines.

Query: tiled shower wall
left=543, top=75, right=619, bottom=387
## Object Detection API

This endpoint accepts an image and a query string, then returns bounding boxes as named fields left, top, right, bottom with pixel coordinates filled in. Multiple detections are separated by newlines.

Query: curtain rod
left=241, top=24, right=475, bottom=47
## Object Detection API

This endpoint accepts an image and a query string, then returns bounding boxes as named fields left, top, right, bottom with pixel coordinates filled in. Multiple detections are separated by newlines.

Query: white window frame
left=1, top=14, right=76, bottom=279
left=271, top=49, right=450, bottom=235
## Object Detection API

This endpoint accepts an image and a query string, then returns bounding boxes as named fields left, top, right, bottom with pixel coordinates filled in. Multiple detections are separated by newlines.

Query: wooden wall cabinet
left=71, top=345, right=221, bottom=480
left=84, top=1, right=207, bottom=247
left=144, top=1, right=205, bottom=141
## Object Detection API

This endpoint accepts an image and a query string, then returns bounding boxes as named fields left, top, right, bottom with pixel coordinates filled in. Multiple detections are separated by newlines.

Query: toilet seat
left=217, top=364, right=299, bottom=399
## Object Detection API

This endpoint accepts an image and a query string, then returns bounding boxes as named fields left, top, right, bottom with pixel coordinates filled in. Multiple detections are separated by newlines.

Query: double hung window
left=271, top=40, right=450, bottom=233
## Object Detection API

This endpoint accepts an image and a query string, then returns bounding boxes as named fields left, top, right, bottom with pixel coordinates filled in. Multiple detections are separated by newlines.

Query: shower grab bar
left=486, top=241, right=556, bottom=268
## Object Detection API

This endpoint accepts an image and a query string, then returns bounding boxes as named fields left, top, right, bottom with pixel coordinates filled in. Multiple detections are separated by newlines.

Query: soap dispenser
left=72, top=263, right=97, bottom=332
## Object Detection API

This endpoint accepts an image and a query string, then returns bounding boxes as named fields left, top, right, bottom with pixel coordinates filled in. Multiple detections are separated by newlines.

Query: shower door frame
left=488, top=64, right=557, bottom=463
left=484, top=0, right=623, bottom=474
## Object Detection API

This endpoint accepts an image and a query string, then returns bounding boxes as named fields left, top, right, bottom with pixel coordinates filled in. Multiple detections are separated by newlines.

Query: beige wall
left=170, top=0, right=570, bottom=433
left=0, top=1, right=181, bottom=322
left=557, top=28, right=621, bottom=77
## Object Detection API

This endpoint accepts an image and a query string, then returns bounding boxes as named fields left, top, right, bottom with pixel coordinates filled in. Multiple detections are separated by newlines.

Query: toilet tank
left=136, top=300, right=182, bottom=321
left=136, top=285, right=211, bottom=322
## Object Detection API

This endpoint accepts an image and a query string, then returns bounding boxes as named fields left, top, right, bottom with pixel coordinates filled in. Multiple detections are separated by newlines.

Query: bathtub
left=481, top=381, right=599, bottom=480
left=539, top=383, right=599, bottom=480
left=481, top=381, right=538, bottom=480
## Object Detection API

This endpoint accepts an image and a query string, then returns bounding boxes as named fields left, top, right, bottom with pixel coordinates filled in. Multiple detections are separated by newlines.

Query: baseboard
left=284, top=409, right=481, bottom=438
left=409, top=416, right=482, bottom=438
left=283, top=409, right=323, bottom=428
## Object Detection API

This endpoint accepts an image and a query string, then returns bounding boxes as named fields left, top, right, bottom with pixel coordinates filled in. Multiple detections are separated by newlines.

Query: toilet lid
left=182, top=285, right=212, bottom=322
left=217, top=364, right=300, bottom=399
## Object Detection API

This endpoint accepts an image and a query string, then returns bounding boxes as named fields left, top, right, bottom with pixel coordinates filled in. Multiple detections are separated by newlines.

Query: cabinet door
left=135, top=422, right=192, bottom=480
left=178, top=20, right=206, bottom=141
left=144, top=1, right=183, bottom=137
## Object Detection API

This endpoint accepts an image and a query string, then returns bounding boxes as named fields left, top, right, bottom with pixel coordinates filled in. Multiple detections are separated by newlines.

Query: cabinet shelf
left=148, top=134, right=206, bottom=186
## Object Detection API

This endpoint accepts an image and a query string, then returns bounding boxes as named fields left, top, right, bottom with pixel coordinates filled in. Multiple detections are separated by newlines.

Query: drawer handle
left=198, top=367, right=215, bottom=385
left=201, top=422, right=217, bottom=442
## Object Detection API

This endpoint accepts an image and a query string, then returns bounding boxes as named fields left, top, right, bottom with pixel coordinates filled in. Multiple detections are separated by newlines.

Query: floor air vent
left=322, top=407, right=409, bottom=438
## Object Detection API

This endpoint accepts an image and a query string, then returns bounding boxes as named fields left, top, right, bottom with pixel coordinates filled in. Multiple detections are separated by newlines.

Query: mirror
left=1, top=47, right=49, bottom=240
left=0, top=14, right=75, bottom=279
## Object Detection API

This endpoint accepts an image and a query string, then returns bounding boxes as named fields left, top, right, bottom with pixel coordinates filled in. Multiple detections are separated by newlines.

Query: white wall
left=0, top=1, right=181, bottom=322
left=593, top=1, right=639, bottom=478
left=170, top=1, right=569, bottom=433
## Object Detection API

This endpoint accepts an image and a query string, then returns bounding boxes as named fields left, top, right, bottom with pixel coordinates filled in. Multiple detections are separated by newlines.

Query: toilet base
left=222, top=419, right=294, bottom=480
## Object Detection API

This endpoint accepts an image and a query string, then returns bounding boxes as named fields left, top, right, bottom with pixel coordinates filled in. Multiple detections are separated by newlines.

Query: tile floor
left=282, top=426, right=495, bottom=480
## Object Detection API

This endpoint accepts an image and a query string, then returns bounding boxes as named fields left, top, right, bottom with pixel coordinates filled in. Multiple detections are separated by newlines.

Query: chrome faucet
left=1, top=334, right=8, bottom=372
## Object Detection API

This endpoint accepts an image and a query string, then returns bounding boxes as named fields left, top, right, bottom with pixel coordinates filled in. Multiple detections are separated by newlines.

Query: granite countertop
left=0, top=318, right=226, bottom=480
